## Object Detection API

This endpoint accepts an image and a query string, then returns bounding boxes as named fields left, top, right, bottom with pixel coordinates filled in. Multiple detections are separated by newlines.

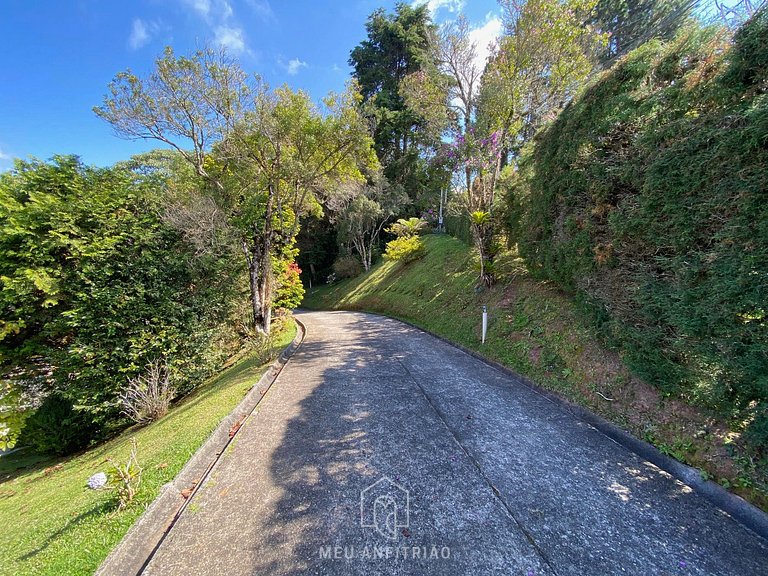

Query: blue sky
left=0, top=0, right=501, bottom=171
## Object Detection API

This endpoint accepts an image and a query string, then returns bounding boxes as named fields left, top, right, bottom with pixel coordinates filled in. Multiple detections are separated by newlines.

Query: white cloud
left=469, top=15, right=502, bottom=76
left=246, top=0, right=273, bottom=19
left=181, top=0, right=253, bottom=56
left=215, top=25, right=246, bottom=54
left=220, top=0, right=233, bottom=20
left=185, top=0, right=211, bottom=18
left=183, top=0, right=237, bottom=22
left=128, top=19, right=150, bottom=50
left=0, top=146, right=13, bottom=172
left=414, top=0, right=465, bottom=16
left=127, top=18, right=164, bottom=51
left=285, top=58, right=307, bottom=76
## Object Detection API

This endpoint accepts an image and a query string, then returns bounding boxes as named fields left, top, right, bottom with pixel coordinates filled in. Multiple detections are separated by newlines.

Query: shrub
left=273, top=261, right=305, bottom=310
left=332, top=255, right=364, bottom=278
left=20, top=393, right=100, bottom=455
left=107, top=437, right=142, bottom=512
left=120, top=361, right=176, bottom=424
left=251, top=330, right=280, bottom=365
left=384, top=236, right=426, bottom=263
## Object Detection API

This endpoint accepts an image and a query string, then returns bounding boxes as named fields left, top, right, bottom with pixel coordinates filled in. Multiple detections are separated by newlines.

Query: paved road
left=143, top=311, right=768, bottom=576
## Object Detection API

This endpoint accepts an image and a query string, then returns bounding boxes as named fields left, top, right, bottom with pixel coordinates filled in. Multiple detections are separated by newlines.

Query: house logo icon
left=360, top=476, right=410, bottom=539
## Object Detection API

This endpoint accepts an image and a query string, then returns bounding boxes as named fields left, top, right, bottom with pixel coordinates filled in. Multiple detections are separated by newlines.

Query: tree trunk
left=471, top=218, right=495, bottom=288
left=242, top=184, right=276, bottom=337
left=244, top=241, right=273, bottom=336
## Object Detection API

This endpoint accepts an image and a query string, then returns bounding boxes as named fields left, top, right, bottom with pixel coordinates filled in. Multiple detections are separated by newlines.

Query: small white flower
left=87, top=472, right=108, bottom=490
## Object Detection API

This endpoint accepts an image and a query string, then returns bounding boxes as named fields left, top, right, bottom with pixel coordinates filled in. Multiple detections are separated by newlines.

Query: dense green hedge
left=1, top=156, right=238, bottom=453
left=510, top=12, right=768, bottom=448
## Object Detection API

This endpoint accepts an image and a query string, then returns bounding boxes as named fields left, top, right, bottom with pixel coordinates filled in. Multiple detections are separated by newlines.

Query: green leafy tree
left=96, top=47, right=375, bottom=334
left=404, top=4, right=598, bottom=285
left=1, top=156, right=232, bottom=453
left=482, top=0, right=605, bottom=148
left=214, top=85, right=376, bottom=329
left=332, top=172, right=408, bottom=271
left=401, top=15, right=499, bottom=284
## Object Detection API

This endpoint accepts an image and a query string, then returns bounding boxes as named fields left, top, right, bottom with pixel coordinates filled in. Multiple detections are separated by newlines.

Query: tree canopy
left=96, top=47, right=376, bottom=334
left=349, top=3, right=436, bottom=196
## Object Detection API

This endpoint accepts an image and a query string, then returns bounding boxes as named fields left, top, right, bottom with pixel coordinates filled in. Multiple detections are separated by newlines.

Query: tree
left=349, top=3, right=437, bottom=196
left=214, top=85, right=376, bottom=331
left=589, top=0, right=696, bottom=65
left=118, top=149, right=237, bottom=257
left=403, top=1, right=604, bottom=286
left=483, top=0, right=604, bottom=147
left=96, top=47, right=375, bottom=334
left=0, top=156, right=233, bottom=452
left=711, top=0, right=767, bottom=28
left=400, top=15, right=499, bottom=284
left=332, top=172, right=408, bottom=271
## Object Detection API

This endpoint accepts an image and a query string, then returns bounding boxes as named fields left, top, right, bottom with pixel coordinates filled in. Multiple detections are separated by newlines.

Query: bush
left=273, top=261, right=305, bottom=310
left=511, top=17, right=768, bottom=448
left=20, top=393, right=100, bottom=455
left=332, top=255, right=364, bottom=278
left=1, top=157, right=238, bottom=453
left=120, top=361, right=176, bottom=424
left=384, top=236, right=426, bottom=263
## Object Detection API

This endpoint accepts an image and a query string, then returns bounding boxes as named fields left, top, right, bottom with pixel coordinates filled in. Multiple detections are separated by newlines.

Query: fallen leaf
left=43, top=464, right=63, bottom=475
left=229, top=414, right=248, bottom=438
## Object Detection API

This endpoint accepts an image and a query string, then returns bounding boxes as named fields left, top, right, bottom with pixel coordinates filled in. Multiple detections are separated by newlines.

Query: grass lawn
left=304, top=234, right=768, bottom=511
left=0, top=317, right=296, bottom=576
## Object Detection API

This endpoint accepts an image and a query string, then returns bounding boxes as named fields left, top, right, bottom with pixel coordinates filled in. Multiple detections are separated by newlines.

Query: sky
left=0, top=0, right=502, bottom=172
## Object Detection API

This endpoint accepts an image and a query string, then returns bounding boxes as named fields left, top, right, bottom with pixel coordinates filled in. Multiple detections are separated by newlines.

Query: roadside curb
left=355, top=309, right=768, bottom=542
left=95, top=317, right=306, bottom=576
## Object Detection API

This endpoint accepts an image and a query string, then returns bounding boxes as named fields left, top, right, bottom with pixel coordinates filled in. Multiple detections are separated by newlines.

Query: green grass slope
left=0, top=318, right=296, bottom=576
left=305, top=234, right=767, bottom=510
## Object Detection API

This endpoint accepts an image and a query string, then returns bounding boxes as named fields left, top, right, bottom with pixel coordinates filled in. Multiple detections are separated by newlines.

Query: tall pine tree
left=349, top=3, right=436, bottom=201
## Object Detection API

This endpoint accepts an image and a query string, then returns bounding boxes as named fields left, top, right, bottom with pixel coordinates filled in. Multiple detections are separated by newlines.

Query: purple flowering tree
left=444, top=128, right=504, bottom=286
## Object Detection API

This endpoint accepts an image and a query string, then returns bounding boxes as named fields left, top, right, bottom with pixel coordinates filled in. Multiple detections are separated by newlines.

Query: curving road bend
left=142, top=310, right=768, bottom=576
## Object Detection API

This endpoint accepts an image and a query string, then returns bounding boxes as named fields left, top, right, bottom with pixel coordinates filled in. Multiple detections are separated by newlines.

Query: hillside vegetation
left=508, top=13, right=768, bottom=449
left=305, top=234, right=767, bottom=510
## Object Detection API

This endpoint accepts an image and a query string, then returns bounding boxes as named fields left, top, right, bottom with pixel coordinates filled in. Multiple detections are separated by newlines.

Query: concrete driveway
left=142, top=311, right=768, bottom=575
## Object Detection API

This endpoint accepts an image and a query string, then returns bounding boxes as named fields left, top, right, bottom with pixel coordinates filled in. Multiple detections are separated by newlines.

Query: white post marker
left=438, top=186, right=445, bottom=232
left=482, top=305, right=488, bottom=344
